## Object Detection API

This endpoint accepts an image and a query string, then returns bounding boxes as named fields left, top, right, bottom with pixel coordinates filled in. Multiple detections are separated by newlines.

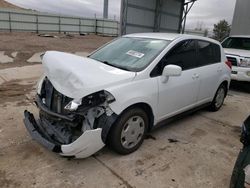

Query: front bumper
left=231, top=66, right=250, bottom=82
left=24, top=110, right=105, bottom=158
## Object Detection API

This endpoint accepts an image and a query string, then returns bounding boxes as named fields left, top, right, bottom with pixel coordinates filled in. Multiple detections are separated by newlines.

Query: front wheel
left=108, top=108, right=148, bottom=155
left=209, top=84, right=227, bottom=111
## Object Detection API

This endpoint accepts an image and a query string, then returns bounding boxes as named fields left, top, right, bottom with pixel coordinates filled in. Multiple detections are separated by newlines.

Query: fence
left=0, top=8, right=119, bottom=36
left=184, top=29, right=207, bottom=37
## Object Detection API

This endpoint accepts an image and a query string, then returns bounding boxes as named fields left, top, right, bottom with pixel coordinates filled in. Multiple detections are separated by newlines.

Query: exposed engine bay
left=24, top=77, right=118, bottom=158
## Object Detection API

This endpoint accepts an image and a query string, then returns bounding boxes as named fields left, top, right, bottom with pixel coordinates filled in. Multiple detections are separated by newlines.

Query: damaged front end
left=24, top=77, right=117, bottom=158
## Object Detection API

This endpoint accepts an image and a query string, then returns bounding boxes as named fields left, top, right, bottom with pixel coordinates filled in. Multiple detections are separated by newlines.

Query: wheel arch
left=220, top=80, right=229, bottom=96
left=122, top=102, right=155, bottom=132
left=107, top=102, right=155, bottom=138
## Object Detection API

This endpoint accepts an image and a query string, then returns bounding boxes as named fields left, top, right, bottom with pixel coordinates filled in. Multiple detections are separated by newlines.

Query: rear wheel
left=109, top=108, right=148, bottom=155
left=209, top=84, right=227, bottom=111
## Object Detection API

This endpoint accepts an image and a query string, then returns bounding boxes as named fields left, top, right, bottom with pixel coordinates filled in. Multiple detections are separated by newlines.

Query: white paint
left=224, top=48, right=250, bottom=58
left=61, top=128, right=105, bottom=158
left=162, top=65, right=182, bottom=77
left=42, top=51, right=136, bottom=99
left=0, top=51, right=14, bottom=63
left=231, top=66, right=250, bottom=82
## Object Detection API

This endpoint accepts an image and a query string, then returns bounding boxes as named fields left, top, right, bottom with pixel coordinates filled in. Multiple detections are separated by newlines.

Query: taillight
left=225, top=61, right=232, bottom=69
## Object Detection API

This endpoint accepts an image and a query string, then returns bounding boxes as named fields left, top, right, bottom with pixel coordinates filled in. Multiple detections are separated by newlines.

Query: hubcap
left=121, top=116, right=145, bottom=149
left=215, top=88, right=225, bottom=108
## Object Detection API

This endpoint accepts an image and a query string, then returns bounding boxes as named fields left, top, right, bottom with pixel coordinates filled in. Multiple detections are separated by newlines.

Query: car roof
left=124, top=32, right=220, bottom=44
left=229, top=35, right=250, bottom=38
left=124, top=33, right=182, bottom=41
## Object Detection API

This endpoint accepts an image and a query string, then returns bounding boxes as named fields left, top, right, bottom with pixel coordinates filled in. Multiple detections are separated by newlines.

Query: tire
left=209, top=84, right=227, bottom=111
left=108, top=108, right=149, bottom=155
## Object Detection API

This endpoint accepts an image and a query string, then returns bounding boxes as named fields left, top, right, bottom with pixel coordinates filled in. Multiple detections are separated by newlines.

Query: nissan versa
left=24, top=33, right=231, bottom=158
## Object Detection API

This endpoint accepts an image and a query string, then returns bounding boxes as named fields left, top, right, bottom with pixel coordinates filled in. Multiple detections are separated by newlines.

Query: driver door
left=156, top=40, right=200, bottom=121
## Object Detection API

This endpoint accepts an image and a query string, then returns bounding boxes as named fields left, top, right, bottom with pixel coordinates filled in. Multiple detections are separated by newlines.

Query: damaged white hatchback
left=24, top=33, right=231, bottom=158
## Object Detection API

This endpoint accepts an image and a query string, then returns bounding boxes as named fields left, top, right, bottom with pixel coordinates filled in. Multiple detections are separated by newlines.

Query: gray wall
left=0, top=8, right=119, bottom=36
left=120, top=0, right=184, bottom=35
left=231, top=0, right=250, bottom=35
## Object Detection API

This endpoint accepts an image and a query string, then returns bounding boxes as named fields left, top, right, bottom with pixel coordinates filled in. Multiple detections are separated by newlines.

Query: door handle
left=192, top=73, right=199, bottom=79
left=217, top=67, right=222, bottom=72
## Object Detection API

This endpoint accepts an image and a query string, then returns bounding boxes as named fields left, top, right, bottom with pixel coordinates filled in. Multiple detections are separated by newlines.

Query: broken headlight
left=103, top=90, right=115, bottom=104
left=64, top=90, right=115, bottom=112
left=64, top=98, right=82, bottom=112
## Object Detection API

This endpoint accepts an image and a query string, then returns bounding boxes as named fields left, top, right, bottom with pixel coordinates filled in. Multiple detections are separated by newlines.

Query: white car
left=222, top=35, right=250, bottom=82
left=24, top=33, right=231, bottom=158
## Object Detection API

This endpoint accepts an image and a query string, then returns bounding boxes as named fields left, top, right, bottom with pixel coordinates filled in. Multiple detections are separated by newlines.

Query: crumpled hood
left=42, top=51, right=136, bottom=99
left=224, top=48, right=250, bottom=58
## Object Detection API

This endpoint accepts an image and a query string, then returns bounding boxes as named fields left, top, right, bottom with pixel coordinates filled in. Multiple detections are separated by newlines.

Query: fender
left=106, top=77, right=159, bottom=125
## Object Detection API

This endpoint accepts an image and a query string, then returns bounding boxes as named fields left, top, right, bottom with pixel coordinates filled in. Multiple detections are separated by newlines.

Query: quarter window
left=197, top=41, right=221, bottom=66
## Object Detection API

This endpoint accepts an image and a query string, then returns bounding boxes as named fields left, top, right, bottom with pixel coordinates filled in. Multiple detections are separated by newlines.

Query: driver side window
left=151, top=40, right=197, bottom=77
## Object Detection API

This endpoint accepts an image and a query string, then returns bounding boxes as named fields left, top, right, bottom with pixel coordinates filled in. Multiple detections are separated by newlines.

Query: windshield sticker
left=126, top=50, right=145, bottom=58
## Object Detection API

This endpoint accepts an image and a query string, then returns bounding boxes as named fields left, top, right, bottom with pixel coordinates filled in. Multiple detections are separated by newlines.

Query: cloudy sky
left=6, top=0, right=236, bottom=31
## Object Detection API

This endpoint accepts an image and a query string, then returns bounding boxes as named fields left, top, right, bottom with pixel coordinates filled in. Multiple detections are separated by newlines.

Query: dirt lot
left=0, top=0, right=24, bottom=9
left=0, top=32, right=250, bottom=188
left=0, top=32, right=113, bottom=69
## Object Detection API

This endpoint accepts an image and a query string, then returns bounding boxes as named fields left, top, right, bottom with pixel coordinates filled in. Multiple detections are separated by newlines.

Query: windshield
left=222, top=37, right=250, bottom=50
left=89, top=37, right=170, bottom=71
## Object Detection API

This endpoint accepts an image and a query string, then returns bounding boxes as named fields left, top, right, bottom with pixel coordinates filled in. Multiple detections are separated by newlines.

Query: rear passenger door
left=196, top=40, right=222, bottom=103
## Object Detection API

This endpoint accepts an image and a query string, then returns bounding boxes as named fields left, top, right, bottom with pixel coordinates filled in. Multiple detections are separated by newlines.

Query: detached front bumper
left=24, top=110, right=105, bottom=158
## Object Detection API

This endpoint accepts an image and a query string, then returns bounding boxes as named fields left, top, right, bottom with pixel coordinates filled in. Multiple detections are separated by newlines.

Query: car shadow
left=230, top=81, right=250, bottom=94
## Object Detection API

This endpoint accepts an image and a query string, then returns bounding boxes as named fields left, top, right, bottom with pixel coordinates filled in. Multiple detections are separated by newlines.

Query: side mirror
left=161, top=65, right=182, bottom=83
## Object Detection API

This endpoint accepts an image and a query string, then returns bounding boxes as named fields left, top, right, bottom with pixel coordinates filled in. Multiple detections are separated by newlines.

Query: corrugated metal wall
left=120, top=0, right=184, bottom=35
left=0, top=8, right=119, bottom=36
left=231, top=0, right=250, bottom=35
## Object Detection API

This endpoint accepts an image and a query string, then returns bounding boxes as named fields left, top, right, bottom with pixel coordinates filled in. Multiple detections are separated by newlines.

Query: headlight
left=37, top=75, right=45, bottom=95
left=64, top=98, right=82, bottom=111
left=103, top=90, right=115, bottom=103
left=239, top=58, right=250, bottom=67
left=64, top=90, right=115, bottom=112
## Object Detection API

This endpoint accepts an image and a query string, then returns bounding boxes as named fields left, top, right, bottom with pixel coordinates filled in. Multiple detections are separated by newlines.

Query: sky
left=6, top=0, right=236, bottom=31
left=185, top=0, right=236, bottom=30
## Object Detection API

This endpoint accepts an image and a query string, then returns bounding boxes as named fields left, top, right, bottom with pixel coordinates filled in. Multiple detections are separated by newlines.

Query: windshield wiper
left=101, top=61, right=131, bottom=71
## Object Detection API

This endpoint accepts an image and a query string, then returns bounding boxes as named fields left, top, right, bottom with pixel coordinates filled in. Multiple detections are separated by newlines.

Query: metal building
left=120, top=0, right=185, bottom=35
left=231, top=0, right=250, bottom=35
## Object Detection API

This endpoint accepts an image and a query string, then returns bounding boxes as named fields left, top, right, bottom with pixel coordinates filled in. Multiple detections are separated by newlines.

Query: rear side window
left=197, top=41, right=221, bottom=66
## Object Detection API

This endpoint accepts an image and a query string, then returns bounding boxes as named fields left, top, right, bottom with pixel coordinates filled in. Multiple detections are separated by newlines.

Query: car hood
left=42, top=51, right=136, bottom=99
left=224, top=48, right=250, bottom=58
